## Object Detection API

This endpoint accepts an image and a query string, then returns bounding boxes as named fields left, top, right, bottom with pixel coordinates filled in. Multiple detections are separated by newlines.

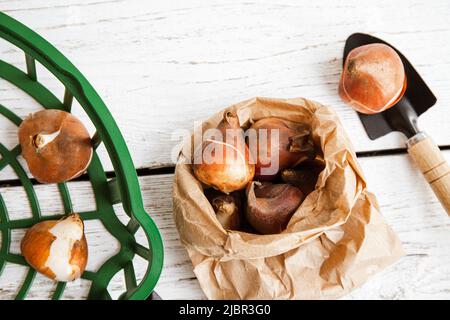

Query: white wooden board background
left=0, top=0, right=449, bottom=300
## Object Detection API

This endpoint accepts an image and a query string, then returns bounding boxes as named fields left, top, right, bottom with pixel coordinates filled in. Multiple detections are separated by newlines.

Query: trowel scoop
left=342, top=33, right=450, bottom=216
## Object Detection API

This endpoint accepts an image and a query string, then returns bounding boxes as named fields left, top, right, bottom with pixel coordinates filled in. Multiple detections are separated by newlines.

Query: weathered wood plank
left=0, top=0, right=449, bottom=179
left=0, top=151, right=449, bottom=299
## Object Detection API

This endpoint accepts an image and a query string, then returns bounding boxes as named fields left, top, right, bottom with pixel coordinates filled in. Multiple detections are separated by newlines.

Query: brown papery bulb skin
left=246, top=182, right=304, bottom=234
left=193, top=111, right=255, bottom=194
left=18, top=109, right=93, bottom=184
left=21, top=213, right=88, bottom=282
left=205, top=189, right=242, bottom=230
left=339, top=43, right=407, bottom=114
left=250, top=118, right=315, bottom=180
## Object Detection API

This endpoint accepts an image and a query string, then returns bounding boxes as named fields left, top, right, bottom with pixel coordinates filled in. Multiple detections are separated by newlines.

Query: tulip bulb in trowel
left=341, top=33, right=450, bottom=217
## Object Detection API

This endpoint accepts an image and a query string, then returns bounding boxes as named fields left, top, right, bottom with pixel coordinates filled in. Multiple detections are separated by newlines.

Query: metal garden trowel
left=342, top=33, right=450, bottom=216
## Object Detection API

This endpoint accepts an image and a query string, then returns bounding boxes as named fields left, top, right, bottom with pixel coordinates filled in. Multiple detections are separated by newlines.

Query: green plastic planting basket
left=0, top=12, right=163, bottom=299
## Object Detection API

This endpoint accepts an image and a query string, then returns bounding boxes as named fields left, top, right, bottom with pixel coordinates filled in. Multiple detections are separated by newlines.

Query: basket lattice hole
left=0, top=37, right=26, bottom=71
left=0, top=76, right=43, bottom=118
left=34, top=183, right=66, bottom=217
left=60, top=278, right=91, bottom=300
left=34, top=61, right=65, bottom=104
left=0, top=162, right=18, bottom=189
left=107, top=269, right=126, bottom=300
left=0, top=112, right=19, bottom=151
left=132, top=253, right=148, bottom=285
left=25, top=273, right=58, bottom=300
left=0, top=184, right=33, bottom=221
left=65, top=180, right=97, bottom=214
left=15, top=156, right=34, bottom=180
left=93, top=142, right=114, bottom=175
left=8, top=228, right=25, bottom=254
left=133, top=225, right=150, bottom=251
left=112, top=203, right=131, bottom=226
left=69, top=98, right=97, bottom=141
left=0, top=262, right=28, bottom=300
left=83, top=219, right=120, bottom=273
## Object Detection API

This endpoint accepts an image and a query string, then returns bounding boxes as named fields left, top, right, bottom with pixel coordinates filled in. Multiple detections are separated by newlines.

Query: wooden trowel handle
left=407, top=132, right=450, bottom=216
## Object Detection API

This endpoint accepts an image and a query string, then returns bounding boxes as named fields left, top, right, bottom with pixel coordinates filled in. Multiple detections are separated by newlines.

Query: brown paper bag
left=173, top=97, right=404, bottom=299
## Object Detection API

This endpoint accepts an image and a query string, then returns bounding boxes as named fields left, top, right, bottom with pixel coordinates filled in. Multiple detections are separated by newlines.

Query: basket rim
left=0, top=12, right=163, bottom=300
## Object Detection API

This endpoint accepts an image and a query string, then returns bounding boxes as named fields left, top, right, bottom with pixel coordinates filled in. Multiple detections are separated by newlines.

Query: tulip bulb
left=205, top=189, right=242, bottom=230
left=193, top=111, right=255, bottom=193
left=246, top=181, right=304, bottom=234
left=249, top=117, right=315, bottom=180
left=18, top=109, right=93, bottom=183
left=21, top=213, right=88, bottom=282
left=339, top=43, right=407, bottom=114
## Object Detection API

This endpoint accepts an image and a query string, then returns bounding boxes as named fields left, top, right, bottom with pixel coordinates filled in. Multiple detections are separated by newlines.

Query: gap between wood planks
left=1, top=144, right=450, bottom=188
left=357, top=144, right=450, bottom=157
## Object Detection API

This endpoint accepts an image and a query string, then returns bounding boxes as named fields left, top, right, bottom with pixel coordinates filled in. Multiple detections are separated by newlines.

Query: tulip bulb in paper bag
left=193, top=111, right=255, bottom=193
